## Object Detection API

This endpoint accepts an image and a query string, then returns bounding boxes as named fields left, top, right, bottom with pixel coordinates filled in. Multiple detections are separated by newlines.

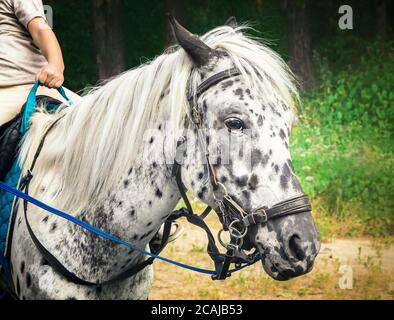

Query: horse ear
left=167, top=13, right=215, bottom=66
left=225, top=16, right=238, bottom=28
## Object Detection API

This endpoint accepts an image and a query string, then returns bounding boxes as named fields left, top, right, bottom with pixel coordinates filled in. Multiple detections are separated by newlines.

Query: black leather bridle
left=171, top=67, right=312, bottom=279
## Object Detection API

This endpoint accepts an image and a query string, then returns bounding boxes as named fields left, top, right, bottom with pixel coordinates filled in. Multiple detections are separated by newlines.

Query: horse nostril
left=288, top=235, right=305, bottom=261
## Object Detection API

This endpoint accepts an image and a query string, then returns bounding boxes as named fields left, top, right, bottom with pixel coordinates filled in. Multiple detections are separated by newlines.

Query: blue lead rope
left=21, top=81, right=73, bottom=133
left=0, top=181, right=259, bottom=278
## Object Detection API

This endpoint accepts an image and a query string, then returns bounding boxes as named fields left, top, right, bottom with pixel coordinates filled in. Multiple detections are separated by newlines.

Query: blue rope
left=0, top=181, right=259, bottom=276
left=21, top=81, right=73, bottom=133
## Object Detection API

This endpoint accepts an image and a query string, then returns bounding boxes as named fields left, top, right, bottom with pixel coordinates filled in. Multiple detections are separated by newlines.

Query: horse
left=6, top=17, right=320, bottom=299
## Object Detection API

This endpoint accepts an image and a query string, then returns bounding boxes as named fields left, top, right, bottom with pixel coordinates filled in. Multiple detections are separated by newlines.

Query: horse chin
left=260, top=257, right=290, bottom=281
left=258, top=248, right=315, bottom=281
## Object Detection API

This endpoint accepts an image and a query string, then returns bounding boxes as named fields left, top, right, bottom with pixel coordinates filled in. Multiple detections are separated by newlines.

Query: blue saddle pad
left=0, top=161, right=21, bottom=252
left=0, top=95, right=66, bottom=253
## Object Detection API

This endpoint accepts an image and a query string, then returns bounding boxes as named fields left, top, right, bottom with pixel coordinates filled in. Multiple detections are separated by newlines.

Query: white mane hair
left=19, top=24, right=298, bottom=214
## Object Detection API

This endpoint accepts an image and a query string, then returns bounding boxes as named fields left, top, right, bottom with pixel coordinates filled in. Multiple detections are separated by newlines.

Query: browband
left=187, top=67, right=241, bottom=101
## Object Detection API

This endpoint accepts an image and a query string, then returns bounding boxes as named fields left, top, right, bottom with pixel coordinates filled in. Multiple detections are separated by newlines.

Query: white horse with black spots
left=7, top=17, right=320, bottom=299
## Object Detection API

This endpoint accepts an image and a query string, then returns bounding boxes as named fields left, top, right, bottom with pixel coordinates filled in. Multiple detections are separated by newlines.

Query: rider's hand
left=35, top=63, right=64, bottom=88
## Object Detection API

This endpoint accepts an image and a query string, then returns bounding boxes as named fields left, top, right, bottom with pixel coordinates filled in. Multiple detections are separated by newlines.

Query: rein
left=0, top=67, right=312, bottom=293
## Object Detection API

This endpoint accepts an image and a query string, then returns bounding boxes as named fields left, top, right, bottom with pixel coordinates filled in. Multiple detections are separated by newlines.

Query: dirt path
left=149, top=216, right=394, bottom=300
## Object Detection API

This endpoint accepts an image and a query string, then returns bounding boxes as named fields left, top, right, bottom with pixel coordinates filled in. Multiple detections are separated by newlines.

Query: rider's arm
left=28, top=17, right=65, bottom=88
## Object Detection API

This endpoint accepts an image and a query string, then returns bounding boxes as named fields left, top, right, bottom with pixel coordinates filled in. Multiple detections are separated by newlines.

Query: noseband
left=172, top=67, right=312, bottom=279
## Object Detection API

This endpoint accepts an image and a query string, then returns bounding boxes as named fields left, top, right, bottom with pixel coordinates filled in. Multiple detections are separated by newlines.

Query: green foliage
left=45, top=0, right=97, bottom=92
left=46, top=0, right=290, bottom=91
left=292, top=40, right=394, bottom=236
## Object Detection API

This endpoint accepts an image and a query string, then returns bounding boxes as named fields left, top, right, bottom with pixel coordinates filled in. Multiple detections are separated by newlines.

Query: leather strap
left=172, top=161, right=224, bottom=273
left=187, top=67, right=240, bottom=101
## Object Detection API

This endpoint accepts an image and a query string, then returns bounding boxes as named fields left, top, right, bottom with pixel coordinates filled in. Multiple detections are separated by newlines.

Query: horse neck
left=67, top=94, right=181, bottom=269
left=23, top=79, right=184, bottom=280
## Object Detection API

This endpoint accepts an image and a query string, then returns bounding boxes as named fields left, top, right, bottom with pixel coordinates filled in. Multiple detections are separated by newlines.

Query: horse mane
left=19, top=24, right=298, bottom=214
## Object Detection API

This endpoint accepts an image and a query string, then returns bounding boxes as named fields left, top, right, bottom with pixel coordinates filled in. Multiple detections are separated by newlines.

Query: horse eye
left=225, top=117, right=244, bottom=131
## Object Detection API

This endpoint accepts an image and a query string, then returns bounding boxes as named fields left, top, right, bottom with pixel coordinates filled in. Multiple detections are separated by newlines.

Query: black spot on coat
left=234, top=88, right=244, bottom=100
left=221, top=80, right=234, bottom=89
left=16, top=276, right=20, bottom=296
left=235, top=175, right=248, bottom=188
left=198, top=186, right=208, bottom=199
left=155, top=188, right=163, bottom=198
left=26, top=273, right=31, bottom=288
left=279, top=129, right=286, bottom=140
left=280, top=163, right=292, bottom=190
left=49, top=222, right=57, bottom=233
left=251, top=149, right=262, bottom=167
left=248, top=175, right=259, bottom=191
left=262, top=154, right=270, bottom=167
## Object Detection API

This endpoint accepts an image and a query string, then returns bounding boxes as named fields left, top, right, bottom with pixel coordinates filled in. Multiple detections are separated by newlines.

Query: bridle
left=0, top=67, right=312, bottom=295
left=171, top=67, right=312, bottom=279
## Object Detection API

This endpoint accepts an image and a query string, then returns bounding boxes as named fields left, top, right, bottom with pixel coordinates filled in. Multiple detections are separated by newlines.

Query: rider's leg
left=0, top=84, right=32, bottom=126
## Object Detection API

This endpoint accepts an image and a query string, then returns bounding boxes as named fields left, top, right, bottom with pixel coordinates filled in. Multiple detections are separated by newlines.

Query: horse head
left=169, top=16, right=320, bottom=280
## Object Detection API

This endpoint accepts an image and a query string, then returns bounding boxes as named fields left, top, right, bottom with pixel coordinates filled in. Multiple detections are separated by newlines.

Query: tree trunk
left=256, top=0, right=263, bottom=15
left=91, top=0, right=125, bottom=80
left=283, top=0, right=316, bottom=90
left=165, top=0, right=183, bottom=46
left=376, top=0, right=388, bottom=38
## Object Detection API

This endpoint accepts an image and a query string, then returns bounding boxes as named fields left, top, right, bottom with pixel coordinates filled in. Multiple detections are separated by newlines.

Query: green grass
left=291, top=40, right=394, bottom=237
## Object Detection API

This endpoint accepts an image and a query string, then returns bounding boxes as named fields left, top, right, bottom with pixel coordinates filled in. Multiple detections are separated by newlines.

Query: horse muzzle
left=254, top=209, right=321, bottom=281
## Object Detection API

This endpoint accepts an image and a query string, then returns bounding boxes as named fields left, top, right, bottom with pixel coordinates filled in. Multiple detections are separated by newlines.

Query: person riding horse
left=0, top=0, right=79, bottom=124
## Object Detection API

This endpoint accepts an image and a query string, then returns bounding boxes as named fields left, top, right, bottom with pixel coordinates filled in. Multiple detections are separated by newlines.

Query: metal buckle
left=226, top=243, right=237, bottom=257
left=251, top=208, right=268, bottom=224
left=218, top=228, right=244, bottom=249
left=259, top=208, right=268, bottom=223
left=228, top=219, right=248, bottom=239
left=224, top=194, right=247, bottom=218
left=192, top=107, right=201, bottom=125
left=212, top=182, right=228, bottom=202
left=215, top=199, right=225, bottom=215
